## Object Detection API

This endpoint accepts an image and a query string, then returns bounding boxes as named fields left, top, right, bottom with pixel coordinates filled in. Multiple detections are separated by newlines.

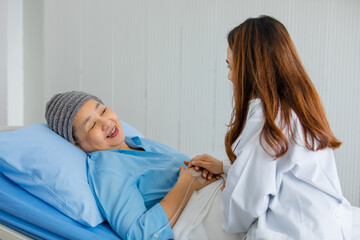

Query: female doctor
left=188, top=16, right=352, bottom=239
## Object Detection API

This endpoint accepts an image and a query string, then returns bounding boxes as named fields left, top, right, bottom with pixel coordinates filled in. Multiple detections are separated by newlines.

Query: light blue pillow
left=0, top=122, right=143, bottom=227
left=120, top=121, right=144, bottom=138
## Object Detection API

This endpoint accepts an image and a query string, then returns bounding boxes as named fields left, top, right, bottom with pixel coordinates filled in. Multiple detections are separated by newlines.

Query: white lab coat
left=222, top=99, right=352, bottom=240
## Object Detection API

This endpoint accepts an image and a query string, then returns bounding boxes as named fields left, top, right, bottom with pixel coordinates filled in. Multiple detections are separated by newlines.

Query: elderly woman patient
left=45, top=91, right=230, bottom=240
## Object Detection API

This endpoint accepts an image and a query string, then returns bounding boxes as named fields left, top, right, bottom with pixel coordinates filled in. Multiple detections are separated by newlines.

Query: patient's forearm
left=160, top=173, right=195, bottom=227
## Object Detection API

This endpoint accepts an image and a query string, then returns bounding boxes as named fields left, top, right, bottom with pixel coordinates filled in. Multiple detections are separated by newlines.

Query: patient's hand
left=184, top=154, right=223, bottom=180
left=179, top=166, right=217, bottom=191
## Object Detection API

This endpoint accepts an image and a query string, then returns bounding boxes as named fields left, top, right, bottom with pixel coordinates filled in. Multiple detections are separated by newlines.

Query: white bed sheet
left=174, top=177, right=360, bottom=239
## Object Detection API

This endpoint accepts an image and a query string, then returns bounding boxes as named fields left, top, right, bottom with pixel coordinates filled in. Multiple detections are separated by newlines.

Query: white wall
left=7, top=0, right=23, bottom=126
left=23, top=0, right=44, bottom=126
left=24, top=0, right=360, bottom=206
left=0, top=0, right=23, bottom=126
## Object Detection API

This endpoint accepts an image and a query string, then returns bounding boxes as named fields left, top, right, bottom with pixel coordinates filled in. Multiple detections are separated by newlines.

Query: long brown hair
left=225, top=15, right=341, bottom=163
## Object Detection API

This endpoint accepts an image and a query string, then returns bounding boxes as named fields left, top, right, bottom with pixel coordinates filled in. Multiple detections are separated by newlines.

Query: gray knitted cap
left=45, top=91, right=103, bottom=144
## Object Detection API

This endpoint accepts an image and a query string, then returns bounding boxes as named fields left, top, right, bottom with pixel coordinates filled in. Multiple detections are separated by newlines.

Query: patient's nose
left=100, top=118, right=111, bottom=131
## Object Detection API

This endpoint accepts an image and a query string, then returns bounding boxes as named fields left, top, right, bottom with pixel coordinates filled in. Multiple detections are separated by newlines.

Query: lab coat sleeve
left=89, top=170, right=173, bottom=240
left=222, top=116, right=278, bottom=233
left=222, top=158, right=232, bottom=175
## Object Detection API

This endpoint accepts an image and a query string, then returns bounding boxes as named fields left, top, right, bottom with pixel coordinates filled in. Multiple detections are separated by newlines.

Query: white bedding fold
left=173, top=178, right=360, bottom=240
left=173, top=178, right=245, bottom=240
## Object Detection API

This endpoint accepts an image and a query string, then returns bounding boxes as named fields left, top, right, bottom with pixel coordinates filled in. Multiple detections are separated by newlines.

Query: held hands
left=184, top=154, right=223, bottom=180
left=179, top=165, right=217, bottom=191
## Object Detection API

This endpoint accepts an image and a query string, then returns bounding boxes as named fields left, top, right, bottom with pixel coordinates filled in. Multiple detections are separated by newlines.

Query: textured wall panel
left=146, top=0, right=183, bottom=149
left=179, top=0, right=218, bottom=157
left=43, top=0, right=82, bottom=100
left=81, top=0, right=115, bottom=106
left=112, top=1, right=149, bottom=135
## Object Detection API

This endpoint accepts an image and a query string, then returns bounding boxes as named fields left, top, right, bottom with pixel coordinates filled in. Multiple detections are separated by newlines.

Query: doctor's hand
left=185, top=154, right=224, bottom=180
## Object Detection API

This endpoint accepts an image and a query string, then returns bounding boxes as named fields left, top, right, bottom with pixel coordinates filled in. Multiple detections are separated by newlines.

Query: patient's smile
left=107, top=126, right=118, bottom=138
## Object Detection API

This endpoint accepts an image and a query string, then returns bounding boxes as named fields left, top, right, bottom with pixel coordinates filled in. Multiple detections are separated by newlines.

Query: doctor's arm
left=221, top=143, right=278, bottom=233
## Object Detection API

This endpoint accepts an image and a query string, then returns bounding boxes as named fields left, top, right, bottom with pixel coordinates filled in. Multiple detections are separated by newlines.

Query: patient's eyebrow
left=82, top=102, right=101, bottom=127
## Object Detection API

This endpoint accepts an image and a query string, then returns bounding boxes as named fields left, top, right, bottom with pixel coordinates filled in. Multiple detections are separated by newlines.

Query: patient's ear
left=72, top=129, right=82, bottom=150
left=75, top=142, right=83, bottom=150
left=74, top=142, right=89, bottom=153
left=74, top=141, right=84, bottom=151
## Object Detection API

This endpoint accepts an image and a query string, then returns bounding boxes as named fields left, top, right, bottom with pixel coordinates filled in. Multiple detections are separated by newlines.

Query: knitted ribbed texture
left=45, top=91, right=103, bottom=144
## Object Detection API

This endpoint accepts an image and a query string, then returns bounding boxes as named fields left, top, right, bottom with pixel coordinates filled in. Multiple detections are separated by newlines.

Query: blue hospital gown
left=87, top=136, right=189, bottom=240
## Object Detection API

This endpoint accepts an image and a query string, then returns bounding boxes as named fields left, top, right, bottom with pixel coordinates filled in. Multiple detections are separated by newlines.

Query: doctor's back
left=217, top=16, right=353, bottom=240
left=222, top=99, right=352, bottom=239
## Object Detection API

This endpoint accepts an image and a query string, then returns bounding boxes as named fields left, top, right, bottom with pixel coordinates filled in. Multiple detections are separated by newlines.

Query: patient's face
left=72, top=99, right=127, bottom=152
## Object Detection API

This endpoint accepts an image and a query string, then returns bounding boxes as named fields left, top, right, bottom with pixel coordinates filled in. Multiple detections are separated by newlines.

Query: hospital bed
left=0, top=170, right=119, bottom=240
left=0, top=124, right=130, bottom=240
left=0, top=125, right=359, bottom=240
